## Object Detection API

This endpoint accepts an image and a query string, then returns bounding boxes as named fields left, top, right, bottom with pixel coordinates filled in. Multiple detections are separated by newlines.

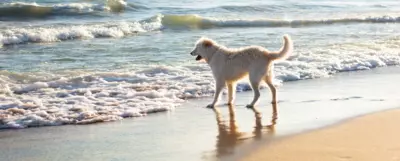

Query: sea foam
left=1, top=39, right=400, bottom=129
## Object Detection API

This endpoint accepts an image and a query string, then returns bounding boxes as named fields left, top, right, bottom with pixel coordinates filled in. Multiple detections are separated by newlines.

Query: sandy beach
left=243, top=109, right=400, bottom=161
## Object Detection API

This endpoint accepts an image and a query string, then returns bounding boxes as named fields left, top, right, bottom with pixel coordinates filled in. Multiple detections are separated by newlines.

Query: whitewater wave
left=0, top=0, right=144, bottom=19
left=0, top=65, right=256, bottom=129
left=0, top=18, right=162, bottom=45
left=1, top=14, right=399, bottom=46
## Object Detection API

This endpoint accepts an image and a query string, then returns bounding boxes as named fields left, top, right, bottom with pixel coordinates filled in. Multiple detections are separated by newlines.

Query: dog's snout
left=190, top=51, right=195, bottom=56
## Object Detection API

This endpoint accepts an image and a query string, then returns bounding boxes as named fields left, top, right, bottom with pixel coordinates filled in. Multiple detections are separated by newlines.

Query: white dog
left=190, top=35, right=292, bottom=108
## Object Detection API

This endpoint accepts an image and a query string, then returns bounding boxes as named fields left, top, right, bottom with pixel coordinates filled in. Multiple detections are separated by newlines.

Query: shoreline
left=242, top=108, right=400, bottom=161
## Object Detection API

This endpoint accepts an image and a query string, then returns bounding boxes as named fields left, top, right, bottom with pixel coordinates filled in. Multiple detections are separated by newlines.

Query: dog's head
left=190, top=37, right=218, bottom=62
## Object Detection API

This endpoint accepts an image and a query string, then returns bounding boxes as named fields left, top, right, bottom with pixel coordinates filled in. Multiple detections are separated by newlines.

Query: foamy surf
left=1, top=37, right=400, bottom=129
left=0, top=19, right=162, bottom=45
left=0, top=66, right=217, bottom=129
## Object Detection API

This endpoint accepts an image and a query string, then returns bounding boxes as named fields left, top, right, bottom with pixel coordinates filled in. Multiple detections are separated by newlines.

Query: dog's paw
left=206, top=104, right=215, bottom=108
left=225, top=102, right=233, bottom=106
left=246, top=104, right=254, bottom=109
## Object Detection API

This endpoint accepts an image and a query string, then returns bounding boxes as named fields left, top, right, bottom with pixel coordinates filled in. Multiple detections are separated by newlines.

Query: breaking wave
left=0, top=1, right=146, bottom=19
left=160, top=14, right=400, bottom=29
left=0, top=17, right=162, bottom=46
left=1, top=14, right=399, bottom=46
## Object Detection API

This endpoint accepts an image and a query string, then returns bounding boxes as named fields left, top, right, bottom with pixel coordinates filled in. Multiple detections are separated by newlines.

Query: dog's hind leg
left=207, top=79, right=225, bottom=108
left=265, top=72, right=277, bottom=104
left=227, top=82, right=236, bottom=105
left=247, top=75, right=263, bottom=108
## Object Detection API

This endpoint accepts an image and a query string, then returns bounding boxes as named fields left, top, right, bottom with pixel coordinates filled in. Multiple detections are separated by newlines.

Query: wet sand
left=1, top=67, right=400, bottom=161
left=242, top=109, right=400, bottom=161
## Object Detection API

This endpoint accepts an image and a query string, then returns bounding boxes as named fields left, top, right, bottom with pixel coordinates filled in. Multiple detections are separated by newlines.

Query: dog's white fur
left=190, top=35, right=293, bottom=108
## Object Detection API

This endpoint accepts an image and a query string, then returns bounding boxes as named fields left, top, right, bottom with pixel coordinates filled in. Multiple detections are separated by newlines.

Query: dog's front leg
left=227, top=82, right=236, bottom=105
left=207, top=80, right=225, bottom=108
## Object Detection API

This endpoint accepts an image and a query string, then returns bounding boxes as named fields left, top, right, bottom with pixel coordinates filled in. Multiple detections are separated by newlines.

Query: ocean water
left=0, top=0, right=399, bottom=129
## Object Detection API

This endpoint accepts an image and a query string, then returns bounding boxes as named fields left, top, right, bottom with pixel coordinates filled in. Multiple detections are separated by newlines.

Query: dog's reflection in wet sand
left=212, top=104, right=277, bottom=157
left=252, top=104, right=277, bottom=140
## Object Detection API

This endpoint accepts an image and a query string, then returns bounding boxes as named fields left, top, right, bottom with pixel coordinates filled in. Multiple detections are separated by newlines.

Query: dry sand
left=243, top=109, right=400, bottom=161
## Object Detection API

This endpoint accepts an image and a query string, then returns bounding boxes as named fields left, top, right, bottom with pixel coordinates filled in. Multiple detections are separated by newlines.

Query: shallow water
left=1, top=0, right=400, bottom=129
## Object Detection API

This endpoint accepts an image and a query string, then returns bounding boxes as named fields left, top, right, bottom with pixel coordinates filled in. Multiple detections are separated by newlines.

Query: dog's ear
left=202, top=39, right=213, bottom=48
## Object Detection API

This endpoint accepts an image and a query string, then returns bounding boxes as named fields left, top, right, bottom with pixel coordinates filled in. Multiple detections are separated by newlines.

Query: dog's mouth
left=195, top=55, right=202, bottom=61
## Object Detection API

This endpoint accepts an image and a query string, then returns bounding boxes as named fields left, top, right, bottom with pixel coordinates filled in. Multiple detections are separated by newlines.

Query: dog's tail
left=267, top=35, right=293, bottom=61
